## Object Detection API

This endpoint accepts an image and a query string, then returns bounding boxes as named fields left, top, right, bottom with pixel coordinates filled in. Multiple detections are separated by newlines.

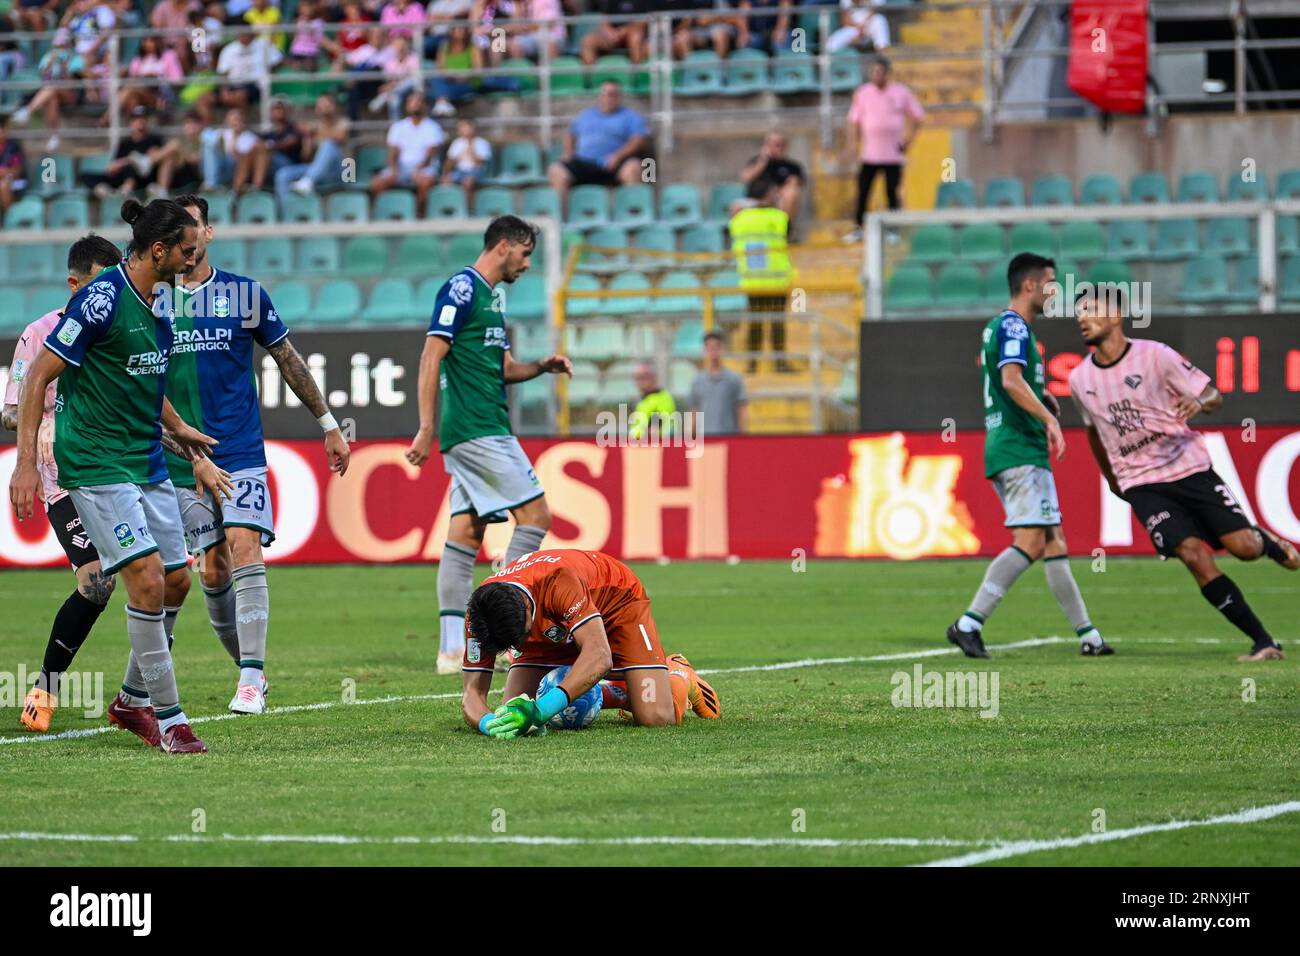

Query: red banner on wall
left=2, top=428, right=1299, bottom=568
left=1067, top=0, right=1149, bottom=115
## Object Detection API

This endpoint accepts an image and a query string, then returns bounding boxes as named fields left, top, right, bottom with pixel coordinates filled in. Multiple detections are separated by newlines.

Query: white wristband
left=318, top=412, right=339, bottom=433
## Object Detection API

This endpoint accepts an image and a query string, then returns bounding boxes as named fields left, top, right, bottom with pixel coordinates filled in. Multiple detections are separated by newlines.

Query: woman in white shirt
left=441, top=117, right=492, bottom=204
left=826, top=0, right=890, bottom=54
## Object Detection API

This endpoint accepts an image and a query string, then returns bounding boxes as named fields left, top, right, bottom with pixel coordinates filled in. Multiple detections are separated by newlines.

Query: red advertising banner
left=2, top=428, right=1299, bottom=568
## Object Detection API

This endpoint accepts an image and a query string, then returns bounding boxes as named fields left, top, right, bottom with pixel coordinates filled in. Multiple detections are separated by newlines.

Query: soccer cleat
left=947, top=622, right=991, bottom=659
left=436, top=652, right=461, bottom=676
left=20, top=687, right=56, bottom=732
left=666, top=653, right=721, bottom=718
left=229, top=681, right=266, bottom=715
left=1260, top=527, right=1300, bottom=570
left=1080, top=641, right=1115, bottom=656
left=159, top=723, right=208, bottom=754
left=261, top=670, right=270, bottom=699
left=1237, top=642, right=1285, bottom=663
left=107, top=695, right=161, bottom=747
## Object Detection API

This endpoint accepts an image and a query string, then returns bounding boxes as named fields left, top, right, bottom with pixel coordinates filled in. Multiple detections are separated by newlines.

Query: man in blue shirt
left=547, top=81, right=650, bottom=213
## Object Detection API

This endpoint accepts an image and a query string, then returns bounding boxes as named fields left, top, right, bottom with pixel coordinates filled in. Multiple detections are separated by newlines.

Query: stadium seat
left=709, top=271, right=746, bottom=311
left=298, top=236, right=340, bottom=274
left=251, top=237, right=294, bottom=275
left=4, top=195, right=44, bottom=229
left=583, top=226, right=630, bottom=270
left=1226, top=171, right=1268, bottom=202
left=829, top=49, right=862, bottom=92
left=326, top=191, right=370, bottom=223
left=981, top=267, right=1009, bottom=309
left=1008, top=222, right=1056, bottom=258
left=204, top=192, right=234, bottom=225
left=415, top=276, right=445, bottom=307
left=1275, top=168, right=1300, bottom=200
left=47, top=194, right=89, bottom=229
left=677, top=51, right=724, bottom=96
left=909, top=224, right=956, bottom=262
left=351, top=145, right=390, bottom=190
left=76, top=154, right=110, bottom=182
left=236, top=192, right=278, bottom=224
left=983, top=177, right=1024, bottom=208
left=549, top=56, right=586, bottom=95
left=681, top=223, right=726, bottom=253
left=935, top=262, right=984, bottom=308
left=604, top=272, right=652, bottom=315
left=1279, top=216, right=1300, bottom=256
left=1031, top=175, right=1074, bottom=206
left=1052, top=260, right=1083, bottom=289
left=27, top=287, right=68, bottom=316
left=612, top=184, right=655, bottom=227
left=659, top=184, right=702, bottom=226
left=521, top=185, right=562, bottom=221
left=1229, top=255, right=1258, bottom=303
left=936, top=179, right=976, bottom=209
left=1152, top=218, right=1200, bottom=260
left=95, top=195, right=129, bottom=228
left=12, top=242, right=57, bottom=280
left=446, top=233, right=483, bottom=269
left=1080, top=174, right=1124, bottom=206
left=570, top=324, right=626, bottom=361
left=590, top=53, right=632, bottom=91
left=473, top=187, right=515, bottom=218
left=565, top=273, right=604, bottom=317
left=1205, top=217, right=1252, bottom=258
left=1059, top=221, right=1106, bottom=260
left=1087, top=259, right=1133, bottom=286
left=269, top=280, right=311, bottom=324
left=671, top=320, right=705, bottom=356
left=670, top=358, right=699, bottom=395
left=506, top=273, right=547, bottom=319
left=632, top=224, right=677, bottom=254
left=725, top=49, right=769, bottom=95
left=495, top=57, right=540, bottom=95
left=487, top=142, right=545, bottom=187
left=0, top=290, right=26, bottom=332
left=373, top=190, right=417, bottom=221
left=344, top=235, right=390, bottom=276
left=32, top=154, right=74, bottom=197
left=425, top=186, right=468, bottom=220
left=1176, top=171, right=1219, bottom=204
left=772, top=52, right=818, bottom=94
left=1106, top=219, right=1151, bottom=258
left=1179, top=255, right=1230, bottom=304
left=360, top=277, right=416, bottom=324
left=708, top=182, right=746, bottom=222
left=568, top=185, right=610, bottom=227
left=958, top=223, right=1004, bottom=262
left=313, top=279, right=363, bottom=324
left=1128, top=172, right=1170, bottom=204
left=884, top=264, right=932, bottom=311
left=209, top=239, right=247, bottom=274
left=653, top=270, right=704, bottom=313
left=281, top=191, right=323, bottom=224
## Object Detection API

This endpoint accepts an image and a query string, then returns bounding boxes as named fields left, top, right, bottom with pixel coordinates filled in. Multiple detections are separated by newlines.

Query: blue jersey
left=164, top=267, right=289, bottom=485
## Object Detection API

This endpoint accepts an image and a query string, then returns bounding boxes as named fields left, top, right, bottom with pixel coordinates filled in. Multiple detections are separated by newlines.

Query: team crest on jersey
left=57, top=318, right=83, bottom=346
left=1002, top=316, right=1029, bottom=339
left=113, top=522, right=136, bottom=548
left=449, top=274, right=474, bottom=306
left=543, top=624, right=567, bottom=643
left=80, top=281, right=115, bottom=324
left=213, top=295, right=231, bottom=318
left=1124, top=374, right=1143, bottom=389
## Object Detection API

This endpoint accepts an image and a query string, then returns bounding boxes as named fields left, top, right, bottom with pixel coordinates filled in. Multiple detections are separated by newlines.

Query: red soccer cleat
left=107, top=695, right=161, bottom=747
left=159, top=723, right=208, bottom=754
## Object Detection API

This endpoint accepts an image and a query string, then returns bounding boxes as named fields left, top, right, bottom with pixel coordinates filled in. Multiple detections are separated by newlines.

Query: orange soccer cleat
left=666, top=653, right=720, bottom=719
left=20, top=687, right=56, bottom=732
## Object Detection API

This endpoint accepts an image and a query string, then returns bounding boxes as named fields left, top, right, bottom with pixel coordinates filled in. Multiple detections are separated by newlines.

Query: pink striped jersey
left=1068, top=338, right=1212, bottom=492
left=4, top=310, right=68, bottom=507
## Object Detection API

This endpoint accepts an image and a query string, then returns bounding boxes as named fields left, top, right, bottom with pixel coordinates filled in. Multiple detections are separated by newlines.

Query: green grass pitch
left=0, top=557, right=1296, bottom=866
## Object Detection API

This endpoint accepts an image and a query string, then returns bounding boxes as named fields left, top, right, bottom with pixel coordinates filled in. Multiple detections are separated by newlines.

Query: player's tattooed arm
left=1, top=404, right=17, bottom=432
left=266, top=338, right=329, bottom=418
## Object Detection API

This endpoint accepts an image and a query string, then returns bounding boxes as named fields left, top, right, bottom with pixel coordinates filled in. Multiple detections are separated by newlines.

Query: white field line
left=694, top=636, right=1069, bottom=675
left=918, top=800, right=1300, bottom=867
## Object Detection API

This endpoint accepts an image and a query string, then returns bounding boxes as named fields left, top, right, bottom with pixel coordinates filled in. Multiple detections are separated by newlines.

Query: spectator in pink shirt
left=119, top=34, right=185, bottom=115
left=380, top=0, right=426, bottom=40
left=507, top=0, right=565, bottom=62
left=287, top=0, right=328, bottom=71
left=150, top=0, right=200, bottom=65
left=845, top=55, right=923, bottom=240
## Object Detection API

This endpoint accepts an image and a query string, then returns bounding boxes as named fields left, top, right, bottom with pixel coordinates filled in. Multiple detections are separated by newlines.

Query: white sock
left=957, top=614, right=982, bottom=633
left=157, top=710, right=189, bottom=732
left=440, top=614, right=466, bottom=656
left=239, top=666, right=263, bottom=687
left=1078, top=627, right=1103, bottom=647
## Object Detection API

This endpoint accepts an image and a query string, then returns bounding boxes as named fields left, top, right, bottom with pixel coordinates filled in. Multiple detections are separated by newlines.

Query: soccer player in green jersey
left=405, top=215, right=573, bottom=675
left=946, top=252, right=1110, bottom=659
left=10, top=199, right=219, bottom=753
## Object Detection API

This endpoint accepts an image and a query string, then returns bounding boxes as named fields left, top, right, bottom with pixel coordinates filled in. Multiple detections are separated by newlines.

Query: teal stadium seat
left=1179, top=255, right=1229, bottom=304
left=269, top=281, right=311, bottom=324
left=251, top=237, right=293, bottom=275
left=682, top=223, right=725, bottom=253
left=326, top=191, right=370, bottom=223
left=983, top=177, right=1024, bottom=208
left=677, top=51, right=724, bottom=96
left=426, top=186, right=468, bottom=220
left=653, top=270, right=704, bottom=314
left=565, top=273, right=603, bottom=317
left=32, top=154, right=74, bottom=197
left=1107, top=220, right=1151, bottom=258
left=351, top=145, right=389, bottom=190
left=1008, top=222, right=1056, bottom=258
left=884, top=264, right=932, bottom=311
left=958, top=223, right=1004, bottom=262
left=1206, top=217, right=1252, bottom=258
left=1080, top=174, right=1123, bottom=206
left=281, top=191, right=323, bottom=223
left=1087, top=259, right=1133, bottom=286
left=473, top=187, right=515, bottom=218
left=1176, top=171, right=1219, bottom=204
left=298, top=236, right=340, bottom=273
left=583, top=226, right=629, bottom=271
left=28, top=287, right=69, bottom=316
left=632, top=224, right=677, bottom=254
left=1059, top=221, right=1105, bottom=260
left=446, top=233, right=483, bottom=269
left=0, top=289, right=26, bottom=332
left=1031, top=175, right=1074, bottom=206
left=1152, top=218, right=1199, bottom=260
left=671, top=320, right=705, bottom=356
left=314, top=279, right=362, bottom=324
left=709, top=271, right=746, bottom=312
left=203, top=192, right=234, bottom=225
left=521, top=185, right=562, bottom=220
left=209, top=238, right=247, bottom=274
left=935, top=262, right=984, bottom=308
left=612, top=184, right=655, bottom=227
left=1226, top=172, right=1268, bottom=202
left=1279, top=216, right=1300, bottom=256
left=13, top=243, right=57, bottom=280
left=936, top=179, right=976, bottom=208
left=236, top=192, right=277, bottom=224
left=829, top=49, right=862, bottom=92
left=361, top=278, right=416, bottom=324
left=568, top=185, right=610, bottom=228
left=909, top=224, right=956, bottom=262
left=659, top=184, right=702, bottom=226
left=725, top=49, right=769, bottom=95
left=4, top=196, right=44, bottom=229
left=507, top=274, right=547, bottom=319
left=549, top=56, right=586, bottom=95
left=604, top=272, right=652, bottom=315
left=373, top=190, right=417, bottom=221
left=487, top=142, right=545, bottom=187
left=1280, top=256, right=1300, bottom=305
left=1275, top=168, right=1300, bottom=200
left=1229, top=256, right=1258, bottom=303
left=48, top=194, right=89, bottom=229
left=708, top=182, right=746, bottom=222
left=1129, top=172, right=1170, bottom=204
left=772, top=53, right=818, bottom=94
left=345, top=235, right=390, bottom=275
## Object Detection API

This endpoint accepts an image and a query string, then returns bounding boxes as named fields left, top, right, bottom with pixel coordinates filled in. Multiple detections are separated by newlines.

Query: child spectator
left=441, top=117, right=491, bottom=204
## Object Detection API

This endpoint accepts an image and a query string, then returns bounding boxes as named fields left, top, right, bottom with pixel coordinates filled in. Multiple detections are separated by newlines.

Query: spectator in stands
left=0, top=14, right=23, bottom=83
left=743, top=0, right=795, bottom=54
left=0, top=116, right=28, bottom=216
left=201, top=107, right=265, bottom=192
left=227, top=0, right=256, bottom=16
left=287, top=0, right=329, bottom=71
left=471, top=0, right=514, bottom=66
left=81, top=106, right=166, bottom=198
left=826, top=0, right=890, bottom=54
left=276, top=92, right=351, bottom=206
left=506, top=0, right=565, bottom=62
left=154, top=111, right=206, bottom=195
left=429, top=22, right=517, bottom=115
left=845, top=54, right=922, bottom=240
left=581, top=0, right=649, bottom=65
left=372, top=33, right=425, bottom=120
left=119, top=34, right=185, bottom=117
left=151, top=0, right=200, bottom=66
left=333, top=0, right=376, bottom=56
left=338, top=25, right=388, bottom=120
left=423, top=0, right=474, bottom=58
left=369, top=89, right=444, bottom=211
left=15, top=0, right=60, bottom=34
left=740, top=131, right=805, bottom=225
left=9, top=29, right=85, bottom=151
left=60, top=0, right=116, bottom=61
left=548, top=81, right=650, bottom=213
left=671, top=0, right=748, bottom=59
left=380, top=0, right=426, bottom=41
left=259, top=97, right=305, bottom=184
left=245, top=0, right=287, bottom=51
left=690, top=332, right=748, bottom=435
left=630, top=363, right=677, bottom=441
left=441, top=116, right=490, bottom=204
left=212, top=27, right=284, bottom=110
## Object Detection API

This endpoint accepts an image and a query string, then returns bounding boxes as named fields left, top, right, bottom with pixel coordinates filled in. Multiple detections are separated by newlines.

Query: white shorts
left=175, top=466, right=275, bottom=554
left=444, top=435, right=543, bottom=524
left=67, top=480, right=189, bottom=575
left=991, top=465, right=1062, bottom=527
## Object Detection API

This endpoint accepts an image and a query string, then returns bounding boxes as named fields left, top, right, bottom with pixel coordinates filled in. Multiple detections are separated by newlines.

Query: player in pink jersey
left=1069, top=289, right=1299, bottom=663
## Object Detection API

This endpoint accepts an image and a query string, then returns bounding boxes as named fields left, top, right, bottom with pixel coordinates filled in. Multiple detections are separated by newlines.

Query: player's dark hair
left=121, top=198, right=197, bottom=256
left=173, top=193, right=209, bottom=226
left=1007, top=252, right=1056, bottom=298
left=703, top=331, right=726, bottom=345
left=67, top=234, right=122, bottom=277
left=484, top=215, right=538, bottom=252
left=466, top=582, right=529, bottom=658
left=746, top=175, right=778, bottom=201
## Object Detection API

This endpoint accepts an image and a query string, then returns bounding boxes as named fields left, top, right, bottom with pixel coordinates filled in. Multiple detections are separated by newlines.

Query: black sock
left=39, top=591, right=107, bottom=692
left=1256, top=527, right=1288, bottom=562
left=1201, top=575, right=1276, bottom=649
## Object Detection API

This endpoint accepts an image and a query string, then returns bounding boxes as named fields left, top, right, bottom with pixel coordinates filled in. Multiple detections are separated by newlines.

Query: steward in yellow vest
left=728, top=177, right=794, bottom=373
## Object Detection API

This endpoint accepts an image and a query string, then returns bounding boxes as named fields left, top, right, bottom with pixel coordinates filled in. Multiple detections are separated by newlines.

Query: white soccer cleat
left=229, top=682, right=267, bottom=715
left=436, top=652, right=462, bottom=676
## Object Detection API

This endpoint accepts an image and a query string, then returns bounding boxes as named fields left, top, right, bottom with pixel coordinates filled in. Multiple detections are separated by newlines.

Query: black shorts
left=563, top=157, right=620, bottom=188
left=1124, top=468, right=1252, bottom=558
left=46, top=495, right=99, bottom=571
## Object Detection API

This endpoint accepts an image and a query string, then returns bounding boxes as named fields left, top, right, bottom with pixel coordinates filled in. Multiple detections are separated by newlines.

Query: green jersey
left=427, top=266, right=512, bottom=452
left=44, top=265, right=173, bottom=489
left=980, top=309, right=1049, bottom=478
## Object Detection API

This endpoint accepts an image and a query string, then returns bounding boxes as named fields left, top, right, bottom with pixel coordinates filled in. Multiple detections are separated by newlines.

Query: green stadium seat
left=671, top=320, right=705, bottom=356
left=251, top=237, right=293, bottom=275
left=351, top=145, right=390, bottom=190
left=1226, top=172, right=1268, bottom=202
left=1229, top=255, right=1258, bottom=303
left=653, top=270, right=704, bottom=314
left=568, top=185, right=610, bottom=227
left=269, top=280, right=311, bottom=324
left=1059, top=221, right=1105, bottom=260
left=1279, top=216, right=1300, bottom=255
left=1176, top=171, right=1219, bottom=204
left=1052, top=260, right=1083, bottom=290
left=426, top=185, right=468, bottom=220
left=326, top=191, right=370, bottom=223
left=1282, top=256, right=1300, bottom=305
left=565, top=273, right=603, bottom=317
left=298, top=236, right=340, bottom=273
left=772, top=52, right=818, bottom=94
left=521, top=185, right=562, bottom=221
left=495, top=57, right=539, bottom=95
left=473, top=187, right=515, bottom=218
left=96, top=195, right=128, bottom=228
left=1275, top=168, right=1300, bottom=200
left=281, top=191, right=323, bottom=223
left=1205, top=217, right=1252, bottom=258
left=829, top=49, right=862, bottom=92
left=415, top=276, right=444, bottom=307
left=612, top=184, right=655, bottom=227
left=604, top=272, right=652, bottom=315
left=1031, top=175, right=1074, bottom=206
left=48, top=194, right=89, bottom=229
left=981, top=267, right=1009, bottom=309
left=725, top=49, right=769, bottom=95
left=13, top=243, right=58, bottom=280
left=549, top=56, right=587, bottom=95
left=392, top=235, right=440, bottom=276
left=76, top=154, right=110, bottom=182
left=209, top=239, right=247, bottom=274
left=28, top=287, right=69, bottom=316
left=709, top=271, right=746, bottom=311
left=1152, top=218, right=1199, bottom=260
left=570, top=324, right=626, bottom=361
left=487, top=142, right=545, bottom=187
left=1129, top=172, right=1170, bottom=204
left=506, top=274, right=547, bottom=320
left=909, top=224, right=956, bottom=262
left=4, top=196, right=44, bottom=229
left=203, top=192, right=234, bottom=225
left=936, top=179, right=976, bottom=209
left=32, top=154, right=74, bottom=197
left=314, top=279, right=362, bottom=324
left=1107, top=220, right=1151, bottom=258
left=236, top=192, right=277, bottom=224
left=1087, top=259, right=1133, bottom=286
left=632, top=224, right=676, bottom=254
left=591, top=54, right=640, bottom=93
left=884, top=264, right=932, bottom=311
left=983, top=177, right=1024, bottom=208
left=677, top=51, right=724, bottom=96
left=659, top=184, right=702, bottom=226
left=446, top=233, right=483, bottom=269
left=344, top=235, right=390, bottom=276
left=583, top=226, right=629, bottom=271
left=1080, top=174, right=1123, bottom=206
left=0, top=289, right=26, bottom=332
left=708, top=182, right=746, bottom=221
left=935, top=262, right=983, bottom=308
left=361, top=277, right=416, bottom=324
left=373, top=189, right=417, bottom=221
left=1008, top=222, right=1056, bottom=258
left=1179, top=255, right=1229, bottom=304
left=958, top=223, right=1004, bottom=262
left=682, top=223, right=725, bottom=253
